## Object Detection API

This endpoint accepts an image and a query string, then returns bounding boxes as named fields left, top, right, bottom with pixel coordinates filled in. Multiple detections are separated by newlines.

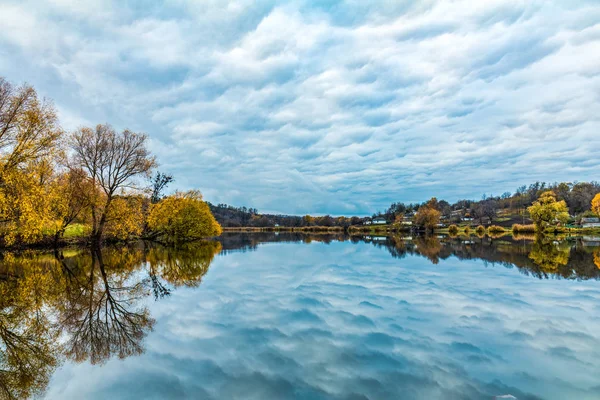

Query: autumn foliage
left=147, top=191, right=222, bottom=243
left=414, top=198, right=441, bottom=231
left=592, top=193, right=600, bottom=217
left=0, top=76, right=221, bottom=247
left=527, top=191, right=569, bottom=231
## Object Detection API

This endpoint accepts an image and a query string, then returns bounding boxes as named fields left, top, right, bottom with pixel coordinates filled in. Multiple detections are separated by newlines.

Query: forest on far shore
left=210, top=180, right=600, bottom=228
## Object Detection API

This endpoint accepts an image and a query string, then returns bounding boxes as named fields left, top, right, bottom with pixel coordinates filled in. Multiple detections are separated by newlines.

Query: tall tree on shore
left=70, top=124, right=156, bottom=243
left=414, top=197, right=441, bottom=231
left=0, top=77, right=63, bottom=244
left=592, top=193, right=600, bottom=217
left=528, top=191, right=569, bottom=231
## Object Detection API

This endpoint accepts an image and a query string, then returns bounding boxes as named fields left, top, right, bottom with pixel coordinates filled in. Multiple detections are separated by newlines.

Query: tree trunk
left=53, top=229, right=64, bottom=247
left=92, top=197, right=112, bottom=245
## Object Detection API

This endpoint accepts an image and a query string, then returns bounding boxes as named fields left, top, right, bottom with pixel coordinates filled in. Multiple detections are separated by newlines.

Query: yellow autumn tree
left=528, top=191, right=569, bottom=231
left=414, top=198, right=441, bottom=231
left=103, top=195, right=146, bottom=241
left=47, top=168, right=93, bottom=242
left=0, top=78, right=63, bottom=245
left=592, top=193, right=600, bottom=217
left=147, top=191, right=222, bottom=243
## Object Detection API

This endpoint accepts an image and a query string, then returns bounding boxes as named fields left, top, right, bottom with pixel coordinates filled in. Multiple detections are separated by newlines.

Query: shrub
left=488, top=225, right=505, bottom=234
left=148, top=190, right=222, bottom=243
left=513, top=233, right=535, bottom=241
left=475, top=225, right=485, bottom=234
left=512, top=224, right=536, bottom=233
left=448, top=224, right=459, bottom=235
left=464, top=226, right=471, bottom=235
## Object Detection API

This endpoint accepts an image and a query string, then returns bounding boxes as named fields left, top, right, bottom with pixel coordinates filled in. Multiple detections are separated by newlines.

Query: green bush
left=464, top=226, right=471, bottom=235
left=448, top=224, right=459, bottom=235
left=475, top=225, right=485, bottom=234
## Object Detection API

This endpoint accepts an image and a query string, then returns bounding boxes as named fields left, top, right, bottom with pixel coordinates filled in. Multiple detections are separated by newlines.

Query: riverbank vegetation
left=210, top=181, right=599, bottom=236
left=1, top=76, right=598, bottom=247
left=0, top=76, right=220, bottom=248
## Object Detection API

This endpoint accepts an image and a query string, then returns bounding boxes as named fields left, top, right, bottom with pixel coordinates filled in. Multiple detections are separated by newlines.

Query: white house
left=582, top=217, right=600, bottom=228
left=365, top=217, right=387, bottom=225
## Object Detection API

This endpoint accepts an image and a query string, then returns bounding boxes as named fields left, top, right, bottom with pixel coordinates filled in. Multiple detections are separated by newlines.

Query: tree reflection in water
left=215, top=232, right=600, bottom=280
left=1, top=233, right=599, bottom=399
left=0, top=240, right=220, bottom=400
left=59, top=247, right=153, bottom=365
left=356, top=233, right=600, bottom=280
left=0, top=253, right=61, bottom=400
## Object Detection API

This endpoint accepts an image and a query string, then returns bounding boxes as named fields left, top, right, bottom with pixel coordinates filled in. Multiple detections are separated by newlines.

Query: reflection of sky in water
left=45, top=240, right=600, bottom=400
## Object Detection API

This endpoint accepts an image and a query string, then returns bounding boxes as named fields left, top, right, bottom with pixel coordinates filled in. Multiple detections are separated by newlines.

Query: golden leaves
left=147, top=191, right=222, bottom=243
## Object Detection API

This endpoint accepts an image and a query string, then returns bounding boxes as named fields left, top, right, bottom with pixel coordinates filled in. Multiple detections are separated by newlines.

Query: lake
left=1, top=233, right=600, bottom=399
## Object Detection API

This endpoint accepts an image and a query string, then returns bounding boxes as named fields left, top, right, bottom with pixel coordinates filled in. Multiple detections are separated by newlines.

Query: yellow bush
left=512, top=224, right=536, bottom=233
left=147, top=191, right=222, bottom=243
left=487, top=225, right=505, bottom=234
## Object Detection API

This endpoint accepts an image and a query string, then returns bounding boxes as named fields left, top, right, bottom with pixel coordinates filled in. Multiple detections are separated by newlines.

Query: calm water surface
left=2, top=233, right=600, bottom=400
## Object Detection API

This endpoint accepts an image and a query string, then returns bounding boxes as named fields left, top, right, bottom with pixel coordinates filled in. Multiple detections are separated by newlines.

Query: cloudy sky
left=0, top=0, right=599, bottom=215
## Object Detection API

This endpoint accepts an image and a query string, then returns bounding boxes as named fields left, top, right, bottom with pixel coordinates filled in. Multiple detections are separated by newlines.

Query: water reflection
left=0, top=241, right=221, bottom=399
left=1, top=234, right=600, bottom=399
left=59, top=247, right=154, bottom=365
left=218, top=232, right=600, bottom=279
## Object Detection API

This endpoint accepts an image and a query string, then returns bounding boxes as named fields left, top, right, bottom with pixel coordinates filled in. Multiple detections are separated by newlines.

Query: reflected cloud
left=0, top=241, right=220, bottom=398
left=2, top=234, right=600, bottom=399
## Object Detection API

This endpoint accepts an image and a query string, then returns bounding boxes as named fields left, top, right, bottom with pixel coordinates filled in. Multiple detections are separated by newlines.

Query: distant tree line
left=376, top=181, right=600, bottom=225
left=208, top=203, right=366, bottom=228
left=211, top=180, right=600, bottom=230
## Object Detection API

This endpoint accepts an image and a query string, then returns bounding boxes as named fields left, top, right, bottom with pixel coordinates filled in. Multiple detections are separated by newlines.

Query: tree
left=49, top=168, right=92, bottom=243
left=394, top=213, right=404, bottom=225
left=528, top=191, right=569, bottom=231
left=414, top=198, right=441, bottom=231
left=302, top=215, right=314, bottom=226
left=0, top=78, right=62, bottom=172
left=592, top=193, right=600, bottom=217
left=437, top=200, right=452, bottom=219
left=70, top=124, right=156, bottom=243
left=472, top=199, right=498, bottom=224
left=103, top=195, right=145, bottom=240
left=147, top=191, right=222, bottom=243
left=567, top=182, right=600, bottom=214
left=0, top=77, right=63, bottom=245
left=150, top=171, right=173, bottom=204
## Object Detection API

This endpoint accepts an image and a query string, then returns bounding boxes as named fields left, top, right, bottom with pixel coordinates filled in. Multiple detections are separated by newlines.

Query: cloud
left=1, top=0, right=599, bottom=214
left=44, top=238, right=600, bottom=399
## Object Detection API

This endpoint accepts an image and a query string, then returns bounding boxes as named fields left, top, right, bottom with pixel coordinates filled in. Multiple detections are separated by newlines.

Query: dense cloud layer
left=1, top=0, right=599, bottom=214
